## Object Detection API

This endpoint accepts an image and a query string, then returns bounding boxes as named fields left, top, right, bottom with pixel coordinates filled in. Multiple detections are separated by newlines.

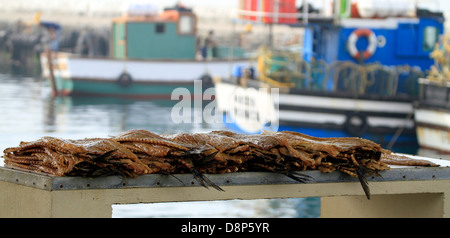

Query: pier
left=1, top=154, right=449, bottom=218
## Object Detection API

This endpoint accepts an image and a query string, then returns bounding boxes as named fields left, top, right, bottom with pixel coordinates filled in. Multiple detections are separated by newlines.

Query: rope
left=248, top=46, right=422, bottom=96
left=387, top=109, right=414, bottom=150
left=428, top=34, right=450, bottom=84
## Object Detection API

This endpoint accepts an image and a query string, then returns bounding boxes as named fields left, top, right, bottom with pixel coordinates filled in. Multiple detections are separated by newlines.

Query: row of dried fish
left=2, top=129, right=438, bottom=198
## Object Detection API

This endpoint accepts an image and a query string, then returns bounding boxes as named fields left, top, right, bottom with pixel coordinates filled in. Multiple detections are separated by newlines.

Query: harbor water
left=0, top=72, right=321, bottom=218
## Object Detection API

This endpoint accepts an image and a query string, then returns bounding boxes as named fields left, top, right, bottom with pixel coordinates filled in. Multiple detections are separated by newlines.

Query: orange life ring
left=347, top=28, right=377, bottom=61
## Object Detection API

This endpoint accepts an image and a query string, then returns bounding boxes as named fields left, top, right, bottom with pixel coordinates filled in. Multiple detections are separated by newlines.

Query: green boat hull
left=53, top=77, right=204, bottom=99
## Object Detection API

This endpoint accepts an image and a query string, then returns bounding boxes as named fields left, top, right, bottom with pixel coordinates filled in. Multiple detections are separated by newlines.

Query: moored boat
left=40, top=3, right=248, bottom=99
left=215, top=61, right=420, bottom=149
left=414, top=78, right=450, bottom=153
left=414, top=34, right=450, bottom=154
left=214, top=0, right=444, bottom=151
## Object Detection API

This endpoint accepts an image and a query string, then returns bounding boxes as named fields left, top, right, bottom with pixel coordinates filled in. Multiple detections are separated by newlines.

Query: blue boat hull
left=221, top=113, right=418, bottom=154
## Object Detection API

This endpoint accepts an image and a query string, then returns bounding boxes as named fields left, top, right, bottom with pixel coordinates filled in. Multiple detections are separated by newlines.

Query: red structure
left=239, top=0, right=297, bottom=24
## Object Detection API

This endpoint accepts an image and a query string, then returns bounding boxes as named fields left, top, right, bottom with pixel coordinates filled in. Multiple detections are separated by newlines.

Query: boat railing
left=234, top=0, right=343, bottom=25
left=418, top=77, right=450, bottom=109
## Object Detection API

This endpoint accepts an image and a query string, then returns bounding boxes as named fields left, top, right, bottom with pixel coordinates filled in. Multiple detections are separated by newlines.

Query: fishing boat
left=414, top=35, right=450, bottom=154
left=40, top=3, right=248, bottom=99
left=214, top=0, right=444, bottom=150
left=414, top=78, right=450, bottom=153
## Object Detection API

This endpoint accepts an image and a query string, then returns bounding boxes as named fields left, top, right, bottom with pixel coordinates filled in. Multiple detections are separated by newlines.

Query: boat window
left=179, top=15, right=194, bottom=34
left=423, top=26, right=439, bottom=51
left=155, top=23, right=165, bottom=34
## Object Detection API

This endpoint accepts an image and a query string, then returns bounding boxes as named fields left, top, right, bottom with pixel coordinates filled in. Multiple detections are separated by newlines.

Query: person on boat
left=202, top=30, right=217, bottom=60
left=39, top=21, right=61, bottom=51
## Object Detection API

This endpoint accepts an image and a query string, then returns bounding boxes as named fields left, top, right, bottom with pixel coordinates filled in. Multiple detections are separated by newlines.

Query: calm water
left=0, top=73, right=321, bottom=218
